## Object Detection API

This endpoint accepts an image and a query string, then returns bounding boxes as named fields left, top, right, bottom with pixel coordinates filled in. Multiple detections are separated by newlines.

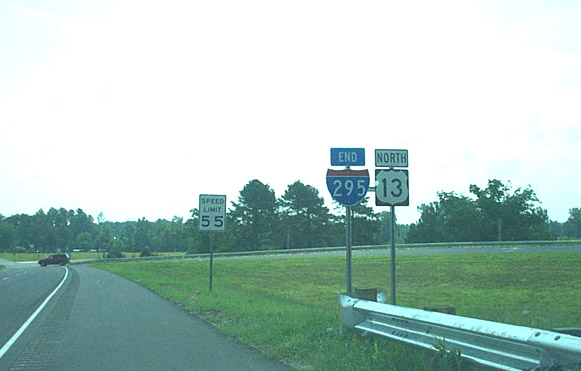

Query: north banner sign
left=375, top=149, right=408, bottom=168
left=326, top=169, right=370, bottom=206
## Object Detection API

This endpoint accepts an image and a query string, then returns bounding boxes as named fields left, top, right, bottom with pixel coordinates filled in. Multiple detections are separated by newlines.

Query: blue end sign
left=326, top=169, right=370, bottom=206
left=331, top=148, right=365, bottom=167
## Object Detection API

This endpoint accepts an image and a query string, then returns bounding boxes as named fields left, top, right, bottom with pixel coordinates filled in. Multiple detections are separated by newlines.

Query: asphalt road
left=0, top=261, right=65, bottom=350
left=0, top=263, right=293, bottom=371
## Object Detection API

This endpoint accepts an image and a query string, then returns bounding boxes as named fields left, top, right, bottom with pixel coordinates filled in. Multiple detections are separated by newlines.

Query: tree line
left=1, top=179, right=580, bottom=255
left=0, top=180, right=391, bottom=255
left=407, top=179, right=581, bottom=242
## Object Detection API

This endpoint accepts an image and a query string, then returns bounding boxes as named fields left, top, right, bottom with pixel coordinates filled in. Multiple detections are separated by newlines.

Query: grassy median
left=93, top=252, right=581, bottom=370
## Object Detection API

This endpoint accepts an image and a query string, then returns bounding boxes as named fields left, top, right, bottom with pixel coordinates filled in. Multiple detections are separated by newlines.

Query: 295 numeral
left=332, top=179, right=367, bottom=197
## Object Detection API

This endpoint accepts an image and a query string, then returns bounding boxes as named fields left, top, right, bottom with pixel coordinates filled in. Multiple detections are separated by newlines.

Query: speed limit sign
left=199, top=194, right=227, bottom=232
left=375, top=169, right=409, bottom=206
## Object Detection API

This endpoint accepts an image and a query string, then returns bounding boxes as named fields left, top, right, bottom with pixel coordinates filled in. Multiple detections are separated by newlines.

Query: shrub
left=106, top=248, right=124, bottom=259
left=140, top=247, right=152, bottom=257
left=10, top=247, right=27, bottom=255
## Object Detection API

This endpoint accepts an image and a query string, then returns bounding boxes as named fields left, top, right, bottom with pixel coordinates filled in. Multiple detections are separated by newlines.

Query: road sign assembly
left=328, top=147, right=369, bottom=295
left=198, top=194, right=226, bottom=292
left=374, top=148, right=409, bottom=306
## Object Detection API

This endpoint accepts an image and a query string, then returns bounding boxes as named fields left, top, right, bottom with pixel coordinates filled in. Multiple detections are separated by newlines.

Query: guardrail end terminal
left=339, top=294, right=366, bottom=332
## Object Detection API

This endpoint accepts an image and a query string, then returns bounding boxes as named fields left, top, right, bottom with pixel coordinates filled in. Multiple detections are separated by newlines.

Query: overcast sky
left=1, top=0, right=580, bottom=224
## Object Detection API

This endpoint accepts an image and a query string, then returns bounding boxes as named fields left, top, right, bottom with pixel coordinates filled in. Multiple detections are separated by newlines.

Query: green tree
left=69, top=209, right=95, bottom=240
left=279, top=181, right=333, bottom=248
left=408, top=180, right=549, bottom=243
left=342, top=197, right=381, bottom=246
left=5, top=214, right=33, bottom=249
left=134, top=217, right=152, bottom=251
left=119, top=222, right=136, bottom=252
left=0, top=221, right=16, bottom=251
left=185, top=208, right=202, bottom=253
left=408, top=191, right=481, bottom=243
left=75, top=232, right=93, bottom=251
left=140, top=246, right=152, bottom=257
left=438, top=191, right=483, bottom=242
left=407, top=191, right=481, bottom=243
left=169, top=216, right=188, bottom=252
left=33, top=209, right=56, bottom=252
left=470, top=180, right=549, bottom=241
left=564, top=208, right=581, bottom=238
left=548, top=220, right=563, bottom=238
left=107, top=237, right=125, bottom=258
left=106, top=241, right=125, bottom=258
left=230, top=179, right=279, bottom=250
left=378, top=211, right=409, bottom=244
left=408, top=202, right=443, bottom=243
left=47, top=207, right=73, bottom=250
left=93, top=224, right=113, bottom=254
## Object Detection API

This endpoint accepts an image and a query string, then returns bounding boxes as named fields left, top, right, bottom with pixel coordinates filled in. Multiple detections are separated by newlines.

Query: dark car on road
left=38, top=253, right=70, bottom=267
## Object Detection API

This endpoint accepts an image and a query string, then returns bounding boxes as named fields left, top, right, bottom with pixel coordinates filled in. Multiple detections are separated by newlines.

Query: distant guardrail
left=339, top=294, right=581, bottom=370
left=71, top=239, right=581, bottom=265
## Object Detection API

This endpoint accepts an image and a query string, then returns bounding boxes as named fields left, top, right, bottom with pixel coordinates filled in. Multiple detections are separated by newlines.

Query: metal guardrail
left=71, top=240, right=581, bottom=265
left=339, top=294, right=581, bottom=371
left=394, top=239, right=581, bottom=249
left=70, top=246, right=347, bottom=265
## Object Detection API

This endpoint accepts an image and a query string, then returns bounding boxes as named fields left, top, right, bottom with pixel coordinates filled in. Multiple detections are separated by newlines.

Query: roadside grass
left=93, top=252, right=581, bottom=370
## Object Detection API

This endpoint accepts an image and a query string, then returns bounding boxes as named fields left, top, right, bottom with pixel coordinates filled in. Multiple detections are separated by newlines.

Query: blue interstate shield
left=326, top=169, right=370, bottom=206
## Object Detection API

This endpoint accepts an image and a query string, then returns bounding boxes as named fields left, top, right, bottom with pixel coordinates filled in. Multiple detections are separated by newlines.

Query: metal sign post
left=375, top=149, right=409, bottom=305
left=199, top=194, right=226, bottom=293
left=390, top=205, right=396, bottom=304
left=209, top=234, right=214, bottom=291
left=327, top=148, right=369, bottom=294
left=345, top=206, right=352, bottom=294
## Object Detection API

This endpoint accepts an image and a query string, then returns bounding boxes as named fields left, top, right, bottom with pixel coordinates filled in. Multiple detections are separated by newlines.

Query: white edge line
left=0, top=266, right=69, bottom=359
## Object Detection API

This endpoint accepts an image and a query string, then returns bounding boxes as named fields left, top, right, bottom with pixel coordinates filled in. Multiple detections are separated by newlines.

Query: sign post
left=327, top=148, right=369, bottom=294
left=375, top=149, right=409, bottom=305
left=199, top=194, right=226, bottom=292
left=346, top=206, right=352, bottom=293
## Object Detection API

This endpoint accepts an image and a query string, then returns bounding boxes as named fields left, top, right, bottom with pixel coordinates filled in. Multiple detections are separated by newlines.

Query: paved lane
left=0, top=263, right=66, bottom=349
left=0, top=265, right=293, bottom=371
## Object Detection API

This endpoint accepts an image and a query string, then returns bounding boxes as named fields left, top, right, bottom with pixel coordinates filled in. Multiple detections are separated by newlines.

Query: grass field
left=94, top=251, right=580, bottom=370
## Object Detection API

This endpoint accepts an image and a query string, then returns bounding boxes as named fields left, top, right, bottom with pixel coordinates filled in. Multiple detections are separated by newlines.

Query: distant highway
left=0, top=262, right=292, bottom=371
left=62, top=243, right=581, bottom=265
left=358, top=243, right=581, bottom=256
left=209, top=243, right=581, bottom=261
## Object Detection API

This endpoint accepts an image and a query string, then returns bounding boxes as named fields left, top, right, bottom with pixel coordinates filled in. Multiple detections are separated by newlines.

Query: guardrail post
left=354, top=287, right=377, bottom=302
left=339, top=294, right=365, bottom=332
